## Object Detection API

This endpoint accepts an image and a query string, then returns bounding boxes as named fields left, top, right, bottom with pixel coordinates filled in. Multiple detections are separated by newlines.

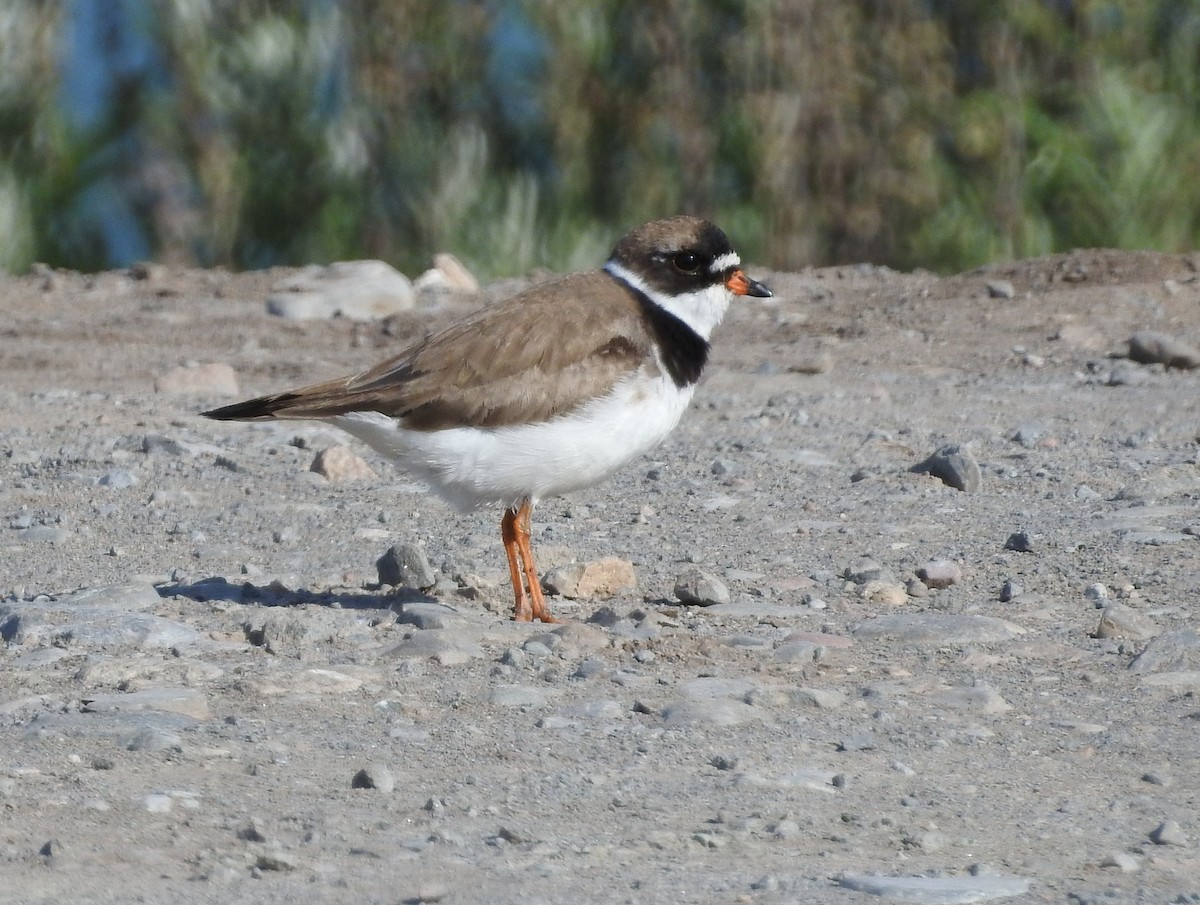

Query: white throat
left=604, top=261, right=731, bottom=341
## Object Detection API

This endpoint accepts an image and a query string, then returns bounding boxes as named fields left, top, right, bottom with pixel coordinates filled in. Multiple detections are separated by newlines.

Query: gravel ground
left=2, top=250, right=1199, bottom=904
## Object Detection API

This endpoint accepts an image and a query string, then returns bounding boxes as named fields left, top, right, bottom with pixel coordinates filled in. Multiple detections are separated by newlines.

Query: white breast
left=331, top=366, right=694, bottom=511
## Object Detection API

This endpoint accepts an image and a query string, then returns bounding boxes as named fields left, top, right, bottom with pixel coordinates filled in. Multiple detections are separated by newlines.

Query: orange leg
left=500, top=501, right=558, bottom=623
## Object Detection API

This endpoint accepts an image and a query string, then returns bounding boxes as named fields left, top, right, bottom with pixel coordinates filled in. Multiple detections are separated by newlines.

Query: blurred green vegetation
left=1, top=0, right=1199, bottom=277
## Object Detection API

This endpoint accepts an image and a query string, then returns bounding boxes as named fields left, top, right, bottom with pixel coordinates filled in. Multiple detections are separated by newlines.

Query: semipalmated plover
left=203, top=216, right=771, bottom=621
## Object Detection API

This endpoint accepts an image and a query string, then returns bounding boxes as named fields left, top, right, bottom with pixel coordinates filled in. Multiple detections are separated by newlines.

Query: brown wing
left=202, top=271, right=654, bottom=430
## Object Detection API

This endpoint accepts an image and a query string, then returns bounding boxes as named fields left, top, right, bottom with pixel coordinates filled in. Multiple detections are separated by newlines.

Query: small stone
left=310, top=445, right=377, bottom=482
left=837, top=732, right=876, bottom=752
left=1149, top=819, right=1188, bottom=846
left=541, top=563, right=586, bottom=598
left=267, top=260, right=415, bottom=321
left=98, top=468, right=139, bottom=489
left=910, top=444, right=982, bottom=492
left=999, top=580, right=1022, bottom=602
left=1094, top=604, right=1158, bottom=641
left=842, top=557, right=890, bottom=584
left=414, top=252, right=480, bottom=295
left=377, top=543, right=437, bottom=589
left=1128, top=330, right=1200, bottom=369
left=916, top=560, right=962, bottom=589
left=674, top=567, right=731, bottom=606
left=860, top=580, right=908, bottom=606
left=351, top=763, right=395, bottom=793
left=1004, top=530, right=1035, bottom=553
left=1084, top=582, right=1110, bottom=604
left=1099, top=851, right=1139, bottom=872
left=986, top=278, right=1015, bottom=299
left=155, top=362, right=240, bottom=396
left=575, top=558, right=636, bottom=598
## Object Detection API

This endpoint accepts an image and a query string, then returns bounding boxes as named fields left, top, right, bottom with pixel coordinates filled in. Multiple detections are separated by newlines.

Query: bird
left=202, top=216, right=771, bottom=622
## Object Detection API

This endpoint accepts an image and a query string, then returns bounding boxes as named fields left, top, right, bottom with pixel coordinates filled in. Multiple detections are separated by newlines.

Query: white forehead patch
left=709, top=251, right=741, bottom=274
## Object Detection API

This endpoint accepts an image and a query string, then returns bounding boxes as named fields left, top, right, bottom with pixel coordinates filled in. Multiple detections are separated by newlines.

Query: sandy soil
left=2, top=249, right=1199, bottom=904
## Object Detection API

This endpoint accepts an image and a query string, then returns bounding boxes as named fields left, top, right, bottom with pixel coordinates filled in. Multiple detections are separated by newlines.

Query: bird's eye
left=672, top=251, right=705, bottom=273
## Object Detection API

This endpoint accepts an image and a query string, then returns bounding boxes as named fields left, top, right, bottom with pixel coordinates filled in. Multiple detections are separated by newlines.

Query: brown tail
left=201, top=392, right=308, bottom=421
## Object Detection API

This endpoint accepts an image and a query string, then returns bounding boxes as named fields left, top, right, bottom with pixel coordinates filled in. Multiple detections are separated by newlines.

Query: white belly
left=331, top=370, right=694, bottom=511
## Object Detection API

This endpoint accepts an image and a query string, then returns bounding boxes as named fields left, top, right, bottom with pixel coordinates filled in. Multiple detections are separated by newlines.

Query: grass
left=2, top=1, right=1199, bottom=277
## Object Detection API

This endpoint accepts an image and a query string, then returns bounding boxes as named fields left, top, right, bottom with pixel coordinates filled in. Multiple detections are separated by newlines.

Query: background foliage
left=2, top=0, right=1199, bottom=277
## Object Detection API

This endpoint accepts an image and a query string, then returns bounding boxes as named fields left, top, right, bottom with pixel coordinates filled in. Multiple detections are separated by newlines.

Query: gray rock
left=377, top=543, right=437, bottom=589
left=1127, top=330, right=1200, bottom=369
left=662, top=698, right=764, bottom=727
left=916, top=560, right=962, bottom=589
left=81, top=688, right=210, bottom=721
left=488, top=685, right=553, bottom=708
left=931, top=684, right=1012, bottom=714
left=673, top=566, right=731, bottom=606
left=267, top=260, right=415, bottom=321
left=854, top=614, right=1025, bottom=646
left=351, top=762, right=395, bottom=793
left=1128, top=629, right=1200, bottom=673
left=911, top=444, right=982, bottom=492
left=541, top=562, right=586, bottom=597
left=394, top=601, right=464, bottom=630
left=1004, top=530, right=1035, bottom=552
left=1099, top=851, right=1139, bottom=872
left=1149, top=819, right=1188, bottom=846
left=1094, top=604, right=1158, bottom=641
left=838, top=873, right=1031, bottom=902
left=837, top=732, right=876, bottom=752
left=842, top=556, right=891, bottom=584
left=384, top=630, right=482, bottom=664
left=999, top=580, right=1022, bottom=602
left=986, top=279, right=1015, bottom=299
left=98, top=468, right=139, bottom=488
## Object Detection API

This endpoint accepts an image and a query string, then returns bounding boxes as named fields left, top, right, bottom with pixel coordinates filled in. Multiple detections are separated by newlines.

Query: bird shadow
left=160, top=576, right=437, bottom=611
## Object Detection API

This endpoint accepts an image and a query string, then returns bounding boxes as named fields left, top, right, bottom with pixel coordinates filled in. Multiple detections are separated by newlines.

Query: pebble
left=267, top=260, right=416, bottom=321
left=98, top=468, right=139, bottom=488
left=567, top=558, right=636, bottom=599
left=1093, top=604, right=1157, bottom=641
left=414, top=252, right=480, bottom=294
left=985, top=279, right=1015, bottom=299
left=837, top=873, right=1031, bottom=902
left=1149, top=819, right=1188, bottom=846
left=998, top=580, right=1022, bottom=602
left=1127, top=330, right=1200, bottom=369
left=842, top=556, right=892, bottom=584
left=1084, top=582, right=1110, bottom=604
left=1003, top=530, right=1035, bottom=553
left=310, top=445, right=377, bottom=482
left=860, top=580, right=908, bottom=606
left=854, top=614, right=1024, bottom=646
left=154, top=362, right=239, bottom=397
left=377, top=543, right=437, bottom=590
left=916, top=560, right=962, bottom=589
left=910, top=444, right=982, bottom=492
left=1098, top=851, right=1139, bottom=872
left=673, top=567, right=731, bottom=606
left=351, top=762, right=395, bottom=793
